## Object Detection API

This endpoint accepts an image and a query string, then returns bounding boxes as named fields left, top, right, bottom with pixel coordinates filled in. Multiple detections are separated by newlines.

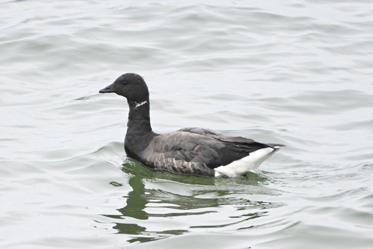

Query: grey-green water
left=1, top=0, right=373, bottom=248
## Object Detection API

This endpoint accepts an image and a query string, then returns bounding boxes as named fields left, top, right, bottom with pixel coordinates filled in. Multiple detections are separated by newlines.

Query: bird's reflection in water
left=108, top=159, right=275, bottom=243
left=114, top=171, right=148, bottom=241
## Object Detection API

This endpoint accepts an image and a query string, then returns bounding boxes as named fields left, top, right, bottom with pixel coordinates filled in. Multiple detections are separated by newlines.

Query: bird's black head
left=99, top=73, right=149, bottom=102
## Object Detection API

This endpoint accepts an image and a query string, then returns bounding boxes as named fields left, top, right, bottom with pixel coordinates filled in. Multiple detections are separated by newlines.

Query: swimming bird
left=99, top=73, right=281, bottom=177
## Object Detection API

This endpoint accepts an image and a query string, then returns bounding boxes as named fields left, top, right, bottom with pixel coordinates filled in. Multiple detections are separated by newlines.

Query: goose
left=99, top=73, right=281, bottom=177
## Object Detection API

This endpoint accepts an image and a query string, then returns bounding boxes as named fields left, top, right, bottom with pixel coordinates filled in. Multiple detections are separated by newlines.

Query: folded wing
left=141, top=128, right=270, bottom=175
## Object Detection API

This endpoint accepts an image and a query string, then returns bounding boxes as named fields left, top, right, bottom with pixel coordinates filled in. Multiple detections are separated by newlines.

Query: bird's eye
left=116, top=79, right=126, bottom=86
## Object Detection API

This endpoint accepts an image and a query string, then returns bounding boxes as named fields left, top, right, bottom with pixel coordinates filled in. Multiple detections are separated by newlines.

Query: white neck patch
left=135, top=100, right=148, bottom=109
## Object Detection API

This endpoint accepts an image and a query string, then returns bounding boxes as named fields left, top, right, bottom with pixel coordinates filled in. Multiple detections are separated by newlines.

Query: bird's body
left=100, top=73, right=281, bottom=177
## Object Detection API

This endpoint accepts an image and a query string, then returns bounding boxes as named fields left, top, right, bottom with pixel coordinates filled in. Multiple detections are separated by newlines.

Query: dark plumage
left=99, top=73, right=280, bottom=177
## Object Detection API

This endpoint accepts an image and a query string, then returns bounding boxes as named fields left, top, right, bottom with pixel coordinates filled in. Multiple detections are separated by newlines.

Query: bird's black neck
left=125, top=98, right=155, bottom=160
left=126, top=98, right=152, bottom=135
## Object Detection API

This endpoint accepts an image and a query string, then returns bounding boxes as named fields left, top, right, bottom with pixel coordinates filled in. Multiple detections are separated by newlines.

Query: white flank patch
left=135, top=100, right=148, bottom=108
left=214, top=147, right=275, bottom=178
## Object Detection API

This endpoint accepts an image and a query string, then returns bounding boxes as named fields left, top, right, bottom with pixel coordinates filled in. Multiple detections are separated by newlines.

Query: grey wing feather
left=178, top=127, right=220, bottom=136
left=178, top=128, right=271, bottom=165
left=141, top=131, right=220, bottom=175
left=140, top=129, right=269, bottom=175
left=179, top=127, right=255, bottom=144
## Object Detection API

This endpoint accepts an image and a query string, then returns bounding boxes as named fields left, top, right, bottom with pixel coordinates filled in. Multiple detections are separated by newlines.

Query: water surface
left=1, top=0, right=373, bottom=248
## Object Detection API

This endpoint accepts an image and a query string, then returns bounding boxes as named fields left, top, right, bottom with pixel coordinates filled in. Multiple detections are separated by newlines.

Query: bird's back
left=133, top=128, right=272, bottom=176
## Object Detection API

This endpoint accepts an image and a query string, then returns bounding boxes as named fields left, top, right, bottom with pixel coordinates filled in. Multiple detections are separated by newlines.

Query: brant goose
left=99, top=73, right=281, bottom=177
